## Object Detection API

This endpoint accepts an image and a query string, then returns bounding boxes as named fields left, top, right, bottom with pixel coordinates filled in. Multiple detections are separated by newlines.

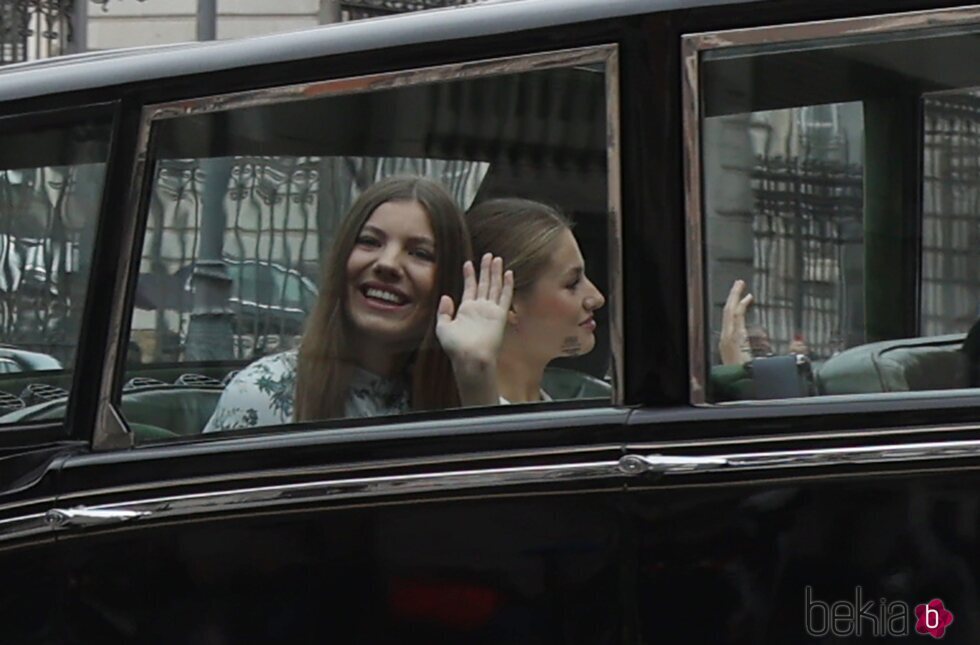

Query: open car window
left=688, top=21, right=980, bottom=404
left=117, top=47, right=619, bottom=443
left=0, top=112, right=111, bottom=428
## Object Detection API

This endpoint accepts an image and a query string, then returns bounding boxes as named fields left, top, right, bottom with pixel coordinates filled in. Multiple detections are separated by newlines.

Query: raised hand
left=435, top=253, right=514, bottom=406
left=719, top=279, right=754, bottom=365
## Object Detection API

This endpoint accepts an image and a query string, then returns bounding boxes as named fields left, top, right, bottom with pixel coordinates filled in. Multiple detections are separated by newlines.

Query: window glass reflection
left=124, top=61, right=613, bottom=441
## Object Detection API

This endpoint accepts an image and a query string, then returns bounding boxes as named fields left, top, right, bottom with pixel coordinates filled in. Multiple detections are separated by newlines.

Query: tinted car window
left=692, top=24, right=980, bottom=403
left=121, top=52, right=615, bottom=441
left=0, top=115, right=111, bottom=425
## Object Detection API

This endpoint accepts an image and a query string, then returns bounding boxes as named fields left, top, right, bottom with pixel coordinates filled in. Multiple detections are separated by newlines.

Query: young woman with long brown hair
left=465, top=198, right=605, bottom=404
left=204, top=176, right=511, bottom=432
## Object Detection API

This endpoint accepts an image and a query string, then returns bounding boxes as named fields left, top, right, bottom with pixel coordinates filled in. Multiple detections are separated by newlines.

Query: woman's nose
left=584, top=279, right=605, bottom=311
left=372, top=246, right=403, bottom=278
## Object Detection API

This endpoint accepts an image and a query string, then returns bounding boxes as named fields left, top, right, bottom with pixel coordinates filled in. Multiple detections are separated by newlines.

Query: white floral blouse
left=202, top=350, right=410, bottom=433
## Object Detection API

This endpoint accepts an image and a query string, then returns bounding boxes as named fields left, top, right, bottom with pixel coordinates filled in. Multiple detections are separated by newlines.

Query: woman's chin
left=348, top=318, right=427, bottom=349
left=578, top=334, right=597, bottom=356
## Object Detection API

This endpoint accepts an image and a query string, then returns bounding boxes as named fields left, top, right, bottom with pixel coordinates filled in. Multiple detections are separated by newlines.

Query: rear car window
left=689, top=22, right=980, bottom=404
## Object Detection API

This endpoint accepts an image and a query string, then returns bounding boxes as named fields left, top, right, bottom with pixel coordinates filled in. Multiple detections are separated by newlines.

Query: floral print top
left=202, top=350, right=410, bottom=433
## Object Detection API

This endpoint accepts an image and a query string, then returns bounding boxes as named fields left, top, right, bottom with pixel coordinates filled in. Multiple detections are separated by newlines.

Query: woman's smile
left=359, top=282, right=411, bottom=309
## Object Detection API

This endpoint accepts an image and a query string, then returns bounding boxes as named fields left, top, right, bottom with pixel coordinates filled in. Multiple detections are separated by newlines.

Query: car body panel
left=1, top=0, right=980, bottom=642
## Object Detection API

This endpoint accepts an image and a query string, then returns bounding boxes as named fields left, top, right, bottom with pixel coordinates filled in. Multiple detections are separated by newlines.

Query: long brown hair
left=466, top=198, right=572, bottom=294
left=295, top=176, right=472, bottom=421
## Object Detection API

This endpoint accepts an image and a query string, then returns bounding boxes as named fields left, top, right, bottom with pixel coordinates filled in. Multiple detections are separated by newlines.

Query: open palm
left=435, top=253, right=513, bottom=365
left=720, top=278, right=753, bottom=365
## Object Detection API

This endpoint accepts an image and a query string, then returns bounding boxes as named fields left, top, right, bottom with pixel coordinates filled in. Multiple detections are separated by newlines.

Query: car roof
left=0, top=0, right=748, bottom=103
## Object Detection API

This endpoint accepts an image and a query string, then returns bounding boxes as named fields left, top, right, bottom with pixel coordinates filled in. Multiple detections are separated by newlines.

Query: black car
left=2, top=0, right=980, bottom=642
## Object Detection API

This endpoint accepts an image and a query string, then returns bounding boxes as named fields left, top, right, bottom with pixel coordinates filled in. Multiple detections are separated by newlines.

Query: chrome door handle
left=618, top=454, right=729, bottom=475
left=45, top=507, right=149, bottom=528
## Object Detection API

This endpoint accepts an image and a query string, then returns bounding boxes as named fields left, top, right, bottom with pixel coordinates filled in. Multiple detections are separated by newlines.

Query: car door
left=622, top=4, right=980, bottom=643
left=0, top=103, right=118, bottom=643
left=43, top=40, right=640, bottom=644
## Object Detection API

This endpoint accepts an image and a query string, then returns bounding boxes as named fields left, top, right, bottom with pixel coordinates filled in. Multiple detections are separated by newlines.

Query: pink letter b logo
left=915, top=598, right=953, bottom=638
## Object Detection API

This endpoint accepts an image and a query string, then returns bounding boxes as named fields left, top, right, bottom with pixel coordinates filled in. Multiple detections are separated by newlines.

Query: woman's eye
left=412, top=248, right=435, bottom=261
left=566, top=278, right=581, bottom=290
left=356, top=235, right=380, bottom=247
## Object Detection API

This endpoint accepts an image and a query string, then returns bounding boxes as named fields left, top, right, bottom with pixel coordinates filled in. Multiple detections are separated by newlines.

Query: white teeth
left=365, top=287, right=405, bottom=304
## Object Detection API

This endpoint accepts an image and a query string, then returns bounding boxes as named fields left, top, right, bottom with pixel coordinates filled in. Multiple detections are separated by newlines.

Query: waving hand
left=435, top=253, right=514, bottom=405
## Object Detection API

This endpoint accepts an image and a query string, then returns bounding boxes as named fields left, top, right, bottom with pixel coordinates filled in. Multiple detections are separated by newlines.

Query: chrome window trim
left=54, top=418, right=980, bottom=504
left=682, top=5, right=980, bottom=405
left=605, top=48, right=624, bottom=401
left=685, top=5, right=980, bottom=52
left=96, top=44, right=623, bottom=450
left=681, top=34, right=706, bottom=404
left=61, top=439, right=627, bottom=503
left=0, top=512, right=52, bottom=545
left=48, top=459, right=628, bottom=533
left=33, top=435, right=980, bottom=539
left=626, top=422, right=980, bottom=451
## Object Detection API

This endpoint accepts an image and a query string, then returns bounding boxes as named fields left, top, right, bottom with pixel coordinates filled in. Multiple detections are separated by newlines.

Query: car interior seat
left=816, top=334, right=968, bottom=395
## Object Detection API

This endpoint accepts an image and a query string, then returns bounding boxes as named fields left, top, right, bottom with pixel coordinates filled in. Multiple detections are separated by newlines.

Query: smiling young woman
left=466, top=198, right=605, bottom=404
left=203, top=176, right=512, bottom=432
left=342, top=199, right=443, bottom=374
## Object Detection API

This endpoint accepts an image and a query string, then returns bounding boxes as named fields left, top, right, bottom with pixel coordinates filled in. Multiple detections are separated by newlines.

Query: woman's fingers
left=462, top=260, right=476, bottom=302
left=723, top=279, right=753, bottom=321
left=476, top=253, right=491, bottom=299
left=437, top=294, right=455, bottom=322
left=722, top=281, right=741, bottom=335
left=719, top=279, right=754, bottom=366
left=487, top=256, right=503, bottom=302
left=467, top=253, right=509, bottom=303
left=738, top=292, right=754, bottom=314
left=500, top=269, right=514, bottom=310
left=724, top=279, right=745, bottom=312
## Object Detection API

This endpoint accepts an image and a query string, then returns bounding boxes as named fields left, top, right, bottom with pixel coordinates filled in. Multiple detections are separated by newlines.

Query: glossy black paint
left=50, top=460, right=980, bottom=644
left=58, top=491, right=625, bottom=644
left=0, top=448, right=69, bottom=645
left=631, top=468, right=980, bottom=644
left=2, top=0, right=980, bottom=643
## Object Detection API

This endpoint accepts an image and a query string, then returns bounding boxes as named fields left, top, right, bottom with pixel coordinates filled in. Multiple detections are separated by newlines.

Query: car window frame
left=0, top=101, right=119, bottom=449
left=94, top=44, right=624, bottom=451
left=681, top=4, right=980, bottom=408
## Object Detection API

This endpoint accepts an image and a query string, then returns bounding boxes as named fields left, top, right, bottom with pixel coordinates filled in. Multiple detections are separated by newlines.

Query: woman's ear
left=507, top=306, right=519, bottom=327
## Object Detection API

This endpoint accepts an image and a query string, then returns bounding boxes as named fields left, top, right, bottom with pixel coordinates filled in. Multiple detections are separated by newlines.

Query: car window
left=120, top=48, right=617, bottom=442
left=689, top=21, right=980, bottom=403
left=0, top=114, right=111, bottom=426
